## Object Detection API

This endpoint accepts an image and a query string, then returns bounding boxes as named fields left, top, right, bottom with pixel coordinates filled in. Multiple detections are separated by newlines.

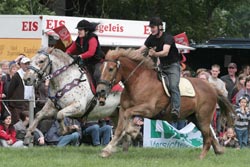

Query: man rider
left=137, top=17, right=181, bottom=120
left=66, top=19, right=104, bottom=87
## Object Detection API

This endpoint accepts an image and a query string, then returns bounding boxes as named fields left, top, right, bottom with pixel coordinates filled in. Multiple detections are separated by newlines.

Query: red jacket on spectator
left=0, top=124, right=17, bottom=143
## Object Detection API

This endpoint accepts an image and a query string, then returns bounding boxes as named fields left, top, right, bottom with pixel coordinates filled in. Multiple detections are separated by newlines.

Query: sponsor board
left=143, top=119, right=203, bottom=148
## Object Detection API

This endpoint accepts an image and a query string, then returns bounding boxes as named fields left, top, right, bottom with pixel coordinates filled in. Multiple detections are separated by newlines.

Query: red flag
left=174, top=32, right=190, bottom=53
left=53, top=25, right=73, bottom=48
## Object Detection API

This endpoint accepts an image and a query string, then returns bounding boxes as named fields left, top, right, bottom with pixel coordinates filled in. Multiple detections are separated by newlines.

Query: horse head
left=23, top=49, right=53, bottom=86
left=23, top=47, right=74, bottom=86
left=96, top=58, right=121, bottom=106
left=96, top=48, right=154, bottom=105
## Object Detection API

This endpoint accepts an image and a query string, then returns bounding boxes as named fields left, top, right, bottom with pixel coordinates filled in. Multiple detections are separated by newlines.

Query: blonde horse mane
left=105, top=48, right=155, bottom=69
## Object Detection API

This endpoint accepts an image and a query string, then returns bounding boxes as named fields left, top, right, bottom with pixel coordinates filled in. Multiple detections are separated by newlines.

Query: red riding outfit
left=66, top=19, right=104, bottom=87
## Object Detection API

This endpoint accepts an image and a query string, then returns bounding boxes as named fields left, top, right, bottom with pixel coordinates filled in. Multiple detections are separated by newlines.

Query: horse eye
left=39, top=60, right=44, bottom=64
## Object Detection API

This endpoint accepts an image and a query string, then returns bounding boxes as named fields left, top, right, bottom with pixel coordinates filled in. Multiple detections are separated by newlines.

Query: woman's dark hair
left=1, top=112, right=11, bottom=121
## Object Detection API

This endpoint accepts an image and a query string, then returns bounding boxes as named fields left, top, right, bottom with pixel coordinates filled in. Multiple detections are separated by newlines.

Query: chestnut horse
left=96, top=48, right=234, bottom=159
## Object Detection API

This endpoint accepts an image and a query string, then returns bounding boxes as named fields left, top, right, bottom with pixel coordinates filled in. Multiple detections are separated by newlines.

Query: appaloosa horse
left=96, top=48, right=234, bottom=159
left=23, top=48, right=121, bottom=142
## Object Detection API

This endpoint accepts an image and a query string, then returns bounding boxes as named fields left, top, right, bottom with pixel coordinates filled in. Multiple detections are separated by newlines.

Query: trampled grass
left=0, top=146, right=249, bottom=167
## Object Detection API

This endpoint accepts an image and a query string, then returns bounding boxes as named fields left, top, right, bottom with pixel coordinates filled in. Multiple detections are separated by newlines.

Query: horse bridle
left=98, top=59, right=120, bottom=89
left=28, top=50, right=52, bottom=81
left=98, top=57, right=145, bottom=89
left=28, top=51, right=77, bottom=82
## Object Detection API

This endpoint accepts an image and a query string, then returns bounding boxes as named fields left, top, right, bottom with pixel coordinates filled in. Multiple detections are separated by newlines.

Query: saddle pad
left=162, top=77, right=195, bottom=97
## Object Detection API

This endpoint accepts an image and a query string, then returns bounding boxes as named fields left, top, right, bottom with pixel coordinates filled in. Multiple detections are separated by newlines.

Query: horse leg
left=199, top=104, right=225, bottom=159
left=122, top=134, right=132, bottom=152
left=210, top=125, right=224, bottom=154
left=101, top=104, right=149, bottom=157
left=190, top=106, right=214, bottom=159
left=25, top=100, right=57, bottom=144
left=56, top=101, right=82, bottom=135
left=101, top=107, right=128, bottom=158
left=121, top=119, right=141, bottom=152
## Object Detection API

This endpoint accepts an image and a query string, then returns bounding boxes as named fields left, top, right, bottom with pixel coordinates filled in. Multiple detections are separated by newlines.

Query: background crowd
left=180, top=62, right=250, bottom=149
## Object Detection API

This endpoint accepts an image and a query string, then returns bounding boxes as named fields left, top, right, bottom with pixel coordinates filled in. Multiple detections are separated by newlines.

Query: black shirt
left=144, top=32, right=180, bottom=65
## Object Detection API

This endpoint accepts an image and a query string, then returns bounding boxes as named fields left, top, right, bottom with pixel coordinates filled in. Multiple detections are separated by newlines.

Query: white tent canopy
left=176, top=43, right=195, bottom=50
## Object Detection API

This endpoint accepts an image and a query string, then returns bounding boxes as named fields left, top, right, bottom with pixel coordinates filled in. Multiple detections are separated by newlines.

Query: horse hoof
left=199, top=155, right=205, bottom=160
left=100, top=150, right=112, bottom=158
left=215, top=147, right=225, bottom=155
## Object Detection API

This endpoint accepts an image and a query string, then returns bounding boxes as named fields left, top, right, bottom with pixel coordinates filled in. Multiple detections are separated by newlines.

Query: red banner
left=174, top=32, right=190, bottom=53
left=53, top=25, right=72, bottom=48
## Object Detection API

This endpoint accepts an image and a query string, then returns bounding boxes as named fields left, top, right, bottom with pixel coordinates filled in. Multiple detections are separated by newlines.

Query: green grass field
left=0, top=146, right=249, bottom=167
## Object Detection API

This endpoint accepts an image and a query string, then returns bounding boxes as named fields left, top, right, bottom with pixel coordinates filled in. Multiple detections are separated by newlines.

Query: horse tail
left=216, top=88, right=235, bottom=127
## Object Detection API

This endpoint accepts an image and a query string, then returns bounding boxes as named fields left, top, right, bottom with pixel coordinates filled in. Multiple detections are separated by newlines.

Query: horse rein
left=123, top=58, right=145, bottom=84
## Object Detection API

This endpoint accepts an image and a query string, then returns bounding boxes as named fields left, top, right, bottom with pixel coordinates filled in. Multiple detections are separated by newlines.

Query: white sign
left=143, top=119, right=203, bottom=148
left=42, top=15, right=151, bottom=47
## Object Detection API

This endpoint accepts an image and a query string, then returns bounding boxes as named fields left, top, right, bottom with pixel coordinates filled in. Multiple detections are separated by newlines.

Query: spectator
left=234, top=96, right=250, bottom=148
left=1, top=60, right=10, bottom=76
left=236, top=76, right=250, bottom=106
left=82, top=119, right=112, bottom=146
left=231, top=74, right=247, bottom=105
left=2, top=61, right=19, bottom=98
left=14, top=111, right=45, bottom=146
left=239, top=64, right=250, bottom=76
left=196, top=68, right=209, bottom=77
left=0, top=113, right=24, bottom=147
left=208, top=64, right=228, bottom=136
left=133, top=117, right=144, bottom=126
left=171, top=120, right=187, bottom=130
left=221, top=62, right=238, bottom=101
left=181, top=70, right=192, bottom=77
left=219, top=127, right=240, bottom=149
left=209, top=64, right=228, bottom=96
left=7, top=56, right=35, bottom=124
left=197, top=71, right=210, bottom=81
left=45, top=117, right=82, bottom=147
left=0, top=68, right=7, bottom=115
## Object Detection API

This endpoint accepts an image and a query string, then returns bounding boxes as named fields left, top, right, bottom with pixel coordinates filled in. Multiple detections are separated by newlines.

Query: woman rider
left=66, top=19, right=104, bottom=87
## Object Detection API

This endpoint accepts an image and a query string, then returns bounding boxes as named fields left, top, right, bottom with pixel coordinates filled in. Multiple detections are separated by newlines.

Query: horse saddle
left=161, top=75, right=195, bottom=97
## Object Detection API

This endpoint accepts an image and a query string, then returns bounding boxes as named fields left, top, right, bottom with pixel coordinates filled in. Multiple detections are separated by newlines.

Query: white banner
left=143, top=119, right=203, bottom=148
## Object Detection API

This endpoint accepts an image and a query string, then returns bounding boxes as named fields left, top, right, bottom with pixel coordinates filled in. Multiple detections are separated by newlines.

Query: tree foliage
left=1, top=0, right=250, bottom=43
left=0, top=0, right=54, bottom=15
left=65, top=0, right=250, bottom=43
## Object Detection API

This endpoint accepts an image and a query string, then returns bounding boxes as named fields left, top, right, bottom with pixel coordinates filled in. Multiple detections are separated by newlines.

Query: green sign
left=143, top=119, right=203, bottom=148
